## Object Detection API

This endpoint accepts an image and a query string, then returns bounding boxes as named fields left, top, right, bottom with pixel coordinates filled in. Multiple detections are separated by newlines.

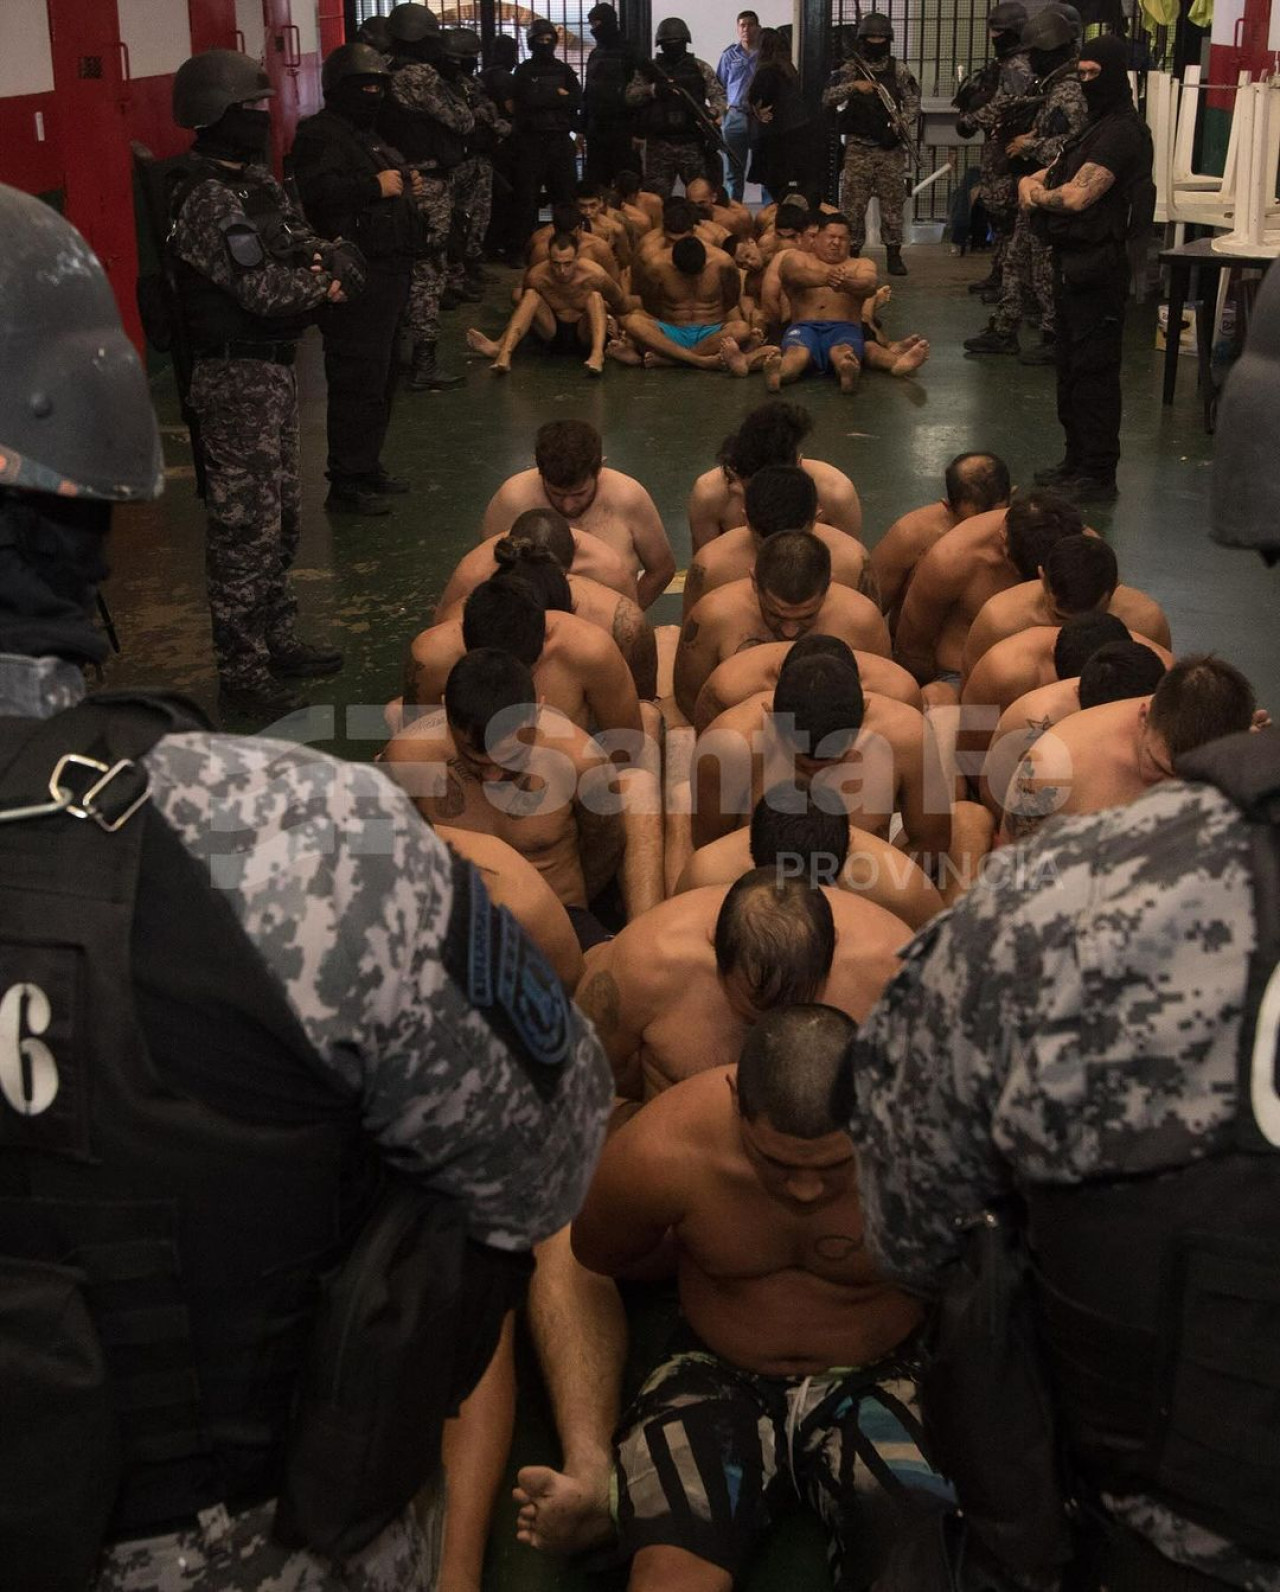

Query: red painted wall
left=0, top=91, right=64, bottom=196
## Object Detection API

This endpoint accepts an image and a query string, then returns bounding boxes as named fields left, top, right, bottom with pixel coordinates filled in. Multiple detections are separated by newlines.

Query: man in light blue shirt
left=716, top=9, right=760, bottom=200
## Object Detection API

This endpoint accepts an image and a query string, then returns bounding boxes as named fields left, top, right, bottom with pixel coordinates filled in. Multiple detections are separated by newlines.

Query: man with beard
left=1018, top=35, right=1154, bottom=502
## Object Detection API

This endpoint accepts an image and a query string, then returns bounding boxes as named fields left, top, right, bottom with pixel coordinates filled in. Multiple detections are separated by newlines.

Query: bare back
left=693, top=641, right=922, bottom=732
left=895, top=508, right=1019, bottom=680
left=870, top=499, right=959, bottom=624
left=684, top=523, right=869, bottom=618
left=688, top=458, right=864, bottom=548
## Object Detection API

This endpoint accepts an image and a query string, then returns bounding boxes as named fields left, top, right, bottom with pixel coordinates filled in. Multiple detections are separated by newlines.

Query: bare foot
left=890, top=339, right=930, bottom=375
left=513, top=1465, right=614, bottom=1556
left=873, top=285, right=892, bottom=311
left=763, top=350, right=783, bottom=393
left=466, top=328, right=500, bottom=358
left=606, top=338, right=642, bottom=367
left=642, top=350, right=676, bottom=368
left=719, top=335, right=749, bottom=377
left=489, top=352, right=512, bottom=375
left=583, top=351, right=605, bottom=377
left=837, top=358, right=861, bottom=394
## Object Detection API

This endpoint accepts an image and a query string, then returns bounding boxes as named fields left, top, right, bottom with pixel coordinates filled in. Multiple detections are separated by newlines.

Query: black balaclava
left=458, top=54, right=477, bottom=75
left=194, top=103, right=271, bottom=162
left=328, top=78, right=385, bottom=128
left=992, top=28, right=1021, bottom=56
left=1078, top=35, right=1132, bottom=119
left=0, top=492, right=111, bottom=667
left=862, top=38, right=891, bottom=62
left=530, top=29, right=557, bottom=58
left=1028, top=40, right=1074, bottom=77
left=589, top=5, right=621, bottom=43
left=489, top=36, right=518, bottom=69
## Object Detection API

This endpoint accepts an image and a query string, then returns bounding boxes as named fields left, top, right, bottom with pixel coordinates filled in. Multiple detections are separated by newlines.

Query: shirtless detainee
left=893, top=490, right=1083, bottom=705
left=692, top=647, right=952, bottom=862
left=1001, top=655, right=1257, bottom=844
left=611, top=233, right=758, bottom=373
left=467, top=231, right=626, bottom=376
left=527, top=201, right=622, bottom=281
left=686, top=175, right=753, bottom=242
left=576, top=180, right=632, bottom=271
left=676, top=787, right=945, bottom=930
left=695, top=633, right=921, bottom=731
left=480, top=420, right=676, bottom=609
left=961, top=533, right=1173, bottom=679
left=572, top=870, right=907, bottom=1099
left=768, top=214, right=929, bottom=391
left=870, top=452, right=1012, bottom=627
left=682, top=466, right=868, bottom=618
left=519, top=1007, right=942, bottom=1586
left=436, top=511, right=656, bottom=696
left=385, top=649, right=662, bottom=939
left=687, top=399, right=863, bottom=548
left=403, top=572, right=643, bottom=740
left=674, top=531, right=891, bottom=721
left=613, top=170, right=662, bottom=239
left=979, top=638, right=1168, bottom=817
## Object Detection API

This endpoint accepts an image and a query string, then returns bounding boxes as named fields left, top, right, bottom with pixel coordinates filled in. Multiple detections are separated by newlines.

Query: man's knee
left=629, top=1545, right=733, bottom=1592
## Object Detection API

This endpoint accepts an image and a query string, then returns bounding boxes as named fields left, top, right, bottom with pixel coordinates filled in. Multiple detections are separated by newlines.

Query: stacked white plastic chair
left=1212, top=78, right=1280, bottom=255
left=1166, top=64, right=1249, bottom=233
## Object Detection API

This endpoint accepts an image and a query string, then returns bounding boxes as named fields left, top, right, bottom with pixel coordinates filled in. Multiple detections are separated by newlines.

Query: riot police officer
left=954, top=0, right=1034, bottom=301
left=624, top=17, right=727, bottom=201
left=964, top=5, right=1086, bottom=361
left=821, top=14, right=920, bottom=275
left=584, top=3, right=644, bottom=185
left=440, top=28, right=508, bottom=303
left=0, top=181, right=611, bottom=1592
left=292, top=42, right=421, bottom=518
left=379, top=1, right=471, bottom=391
left=510, top=19, right=583, bottom=249
left=168, top=49, right=356, bottom=718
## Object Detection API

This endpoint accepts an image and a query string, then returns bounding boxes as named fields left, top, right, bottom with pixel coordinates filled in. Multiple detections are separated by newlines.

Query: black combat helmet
left=655, top=17, right=693, bottom=44
left=386, top=2, right=441, bottom=43
left=989, top=1, right=1029, bottom=31
left=0, top=184, right=162, bottom=501
left=527, top=18, right=558, bottom=45
left=857, top=12, right=894, bottom=38
left=1044, top=1, right=1083, bottom=37
left=357, top=14, right=393, bottom=53
left=172, top=49, right=273, bottom=129
left=588, top=3, right=619, bottom=24
left=444, top=27, right=482, bottom=59
left=1212, top=265, right=1280, bottom=563
left=1020, top=8, right=1075, bottom=50
left=321, top=42, right=391, bottom=95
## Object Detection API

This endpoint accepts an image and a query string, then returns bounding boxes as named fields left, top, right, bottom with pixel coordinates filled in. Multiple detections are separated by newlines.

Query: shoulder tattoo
left=580, top=968, right=622, bottom=1035
left=680, top=618, right=700, bottom=647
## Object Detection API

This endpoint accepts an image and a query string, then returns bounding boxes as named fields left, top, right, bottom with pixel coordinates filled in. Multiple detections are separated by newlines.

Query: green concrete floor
left=106, top=239, right=1280, bottom=749
left=101, top=241, right=1278, bottom=1591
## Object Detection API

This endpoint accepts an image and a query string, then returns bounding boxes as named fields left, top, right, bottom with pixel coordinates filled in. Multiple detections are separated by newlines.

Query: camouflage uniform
left=448, top=77, right=510, bottom=288
left=991, top=63, right=1086, bottom=337
left=169, top=167, right=331, bottom=693
left=624, top=62, right=727, bottom=200
left=959, top=49, right=1035, bottom=282
left=823, top=60, right=920, bottom=253
left=387, top=61, right=473, bottom=344
left=853, top=778, right=1280, bottom=1591
left=0, top=653, right=612, bottom=1592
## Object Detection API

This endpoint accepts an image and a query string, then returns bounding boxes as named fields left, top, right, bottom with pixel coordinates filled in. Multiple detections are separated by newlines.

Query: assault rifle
left=640, top=57, right=745, bottom=180
left=841, top=52, right=921, bottom=170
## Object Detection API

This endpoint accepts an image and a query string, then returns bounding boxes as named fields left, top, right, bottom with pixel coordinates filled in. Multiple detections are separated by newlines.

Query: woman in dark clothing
left=746, top=29, right=826, bottom=201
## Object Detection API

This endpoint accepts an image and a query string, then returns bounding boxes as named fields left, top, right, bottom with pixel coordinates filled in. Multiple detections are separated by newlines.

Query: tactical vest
left=0, top=696, right=372, bottom=1588
left=636, top=53, right=706, bottom=138
left=514, top=56, right=578, bottom=135
left=170, top=162, right=314, bottom=350
left=839, top=59, right=902, bottom=142
left=585, top=38, right=633, bottom=125
left=1029, top=728, right=1280, bottom=1565
left=1042, top=108, right=1155, bottom=254
left=379, top=59, right=467, bottom=172
left=292, top=110, right=425, bottom=259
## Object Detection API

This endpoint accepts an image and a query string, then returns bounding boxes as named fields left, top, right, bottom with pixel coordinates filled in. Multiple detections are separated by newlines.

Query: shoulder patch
left=219, top=216, right=266, bottom=270
left=441, top=855, right=571, bottom=1098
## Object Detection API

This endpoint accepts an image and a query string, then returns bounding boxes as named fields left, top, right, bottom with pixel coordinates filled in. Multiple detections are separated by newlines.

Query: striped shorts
left=613, top=1331, right=952, bottom=1586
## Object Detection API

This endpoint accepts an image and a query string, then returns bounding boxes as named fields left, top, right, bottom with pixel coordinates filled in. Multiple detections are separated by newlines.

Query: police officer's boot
left=886, top=245, right=908, bottom=277
left=1019, top=333, right=1057, bottom=366
left=963, top=322, right=1019, bottom=355
left=218, top=675, right=307, bottom=721
left=408, top=342, right=464, bottom=391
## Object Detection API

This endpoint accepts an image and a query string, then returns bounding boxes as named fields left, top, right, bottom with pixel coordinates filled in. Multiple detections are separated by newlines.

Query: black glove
left=322, top=238, right=368, bottom=297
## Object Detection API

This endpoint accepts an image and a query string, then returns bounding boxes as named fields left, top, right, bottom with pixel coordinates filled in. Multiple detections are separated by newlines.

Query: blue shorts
left=655, top=321, right=722, bottom=349
left=780, top=319, right=866, bottom=373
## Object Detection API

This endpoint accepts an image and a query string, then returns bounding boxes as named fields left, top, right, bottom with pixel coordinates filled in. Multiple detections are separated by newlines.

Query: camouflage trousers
left=188, top=357, right=301, bottom=691
left=406, top=172, right=452, bottom=347
left=93, top=1485, right=443, bottom=1591
left=642, top=137, right=719, bottom=200
left=840, top=142, right=908, bottom=250
left=448, top=156, right=493, bottom=289
left=993, top=207, right=1055, bottom=336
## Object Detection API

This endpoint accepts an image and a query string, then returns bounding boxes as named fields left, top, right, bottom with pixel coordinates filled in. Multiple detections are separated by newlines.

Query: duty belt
left=197, top=340, right=299, bottom=365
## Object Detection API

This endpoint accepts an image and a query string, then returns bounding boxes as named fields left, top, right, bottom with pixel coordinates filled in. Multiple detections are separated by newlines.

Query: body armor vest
left=636, top=53, right=706, bottom=138
left=379, top=59, right=467, bottom=171
left=514, top=57, right=578, bottom=134
left=585, top=40, right=632, bottom=125
left=839, top=59, right=903, bottom=142
left=1030, top=728, right=1280, bottom=1563
left=292, top=109, right=424, bottom=258
left=0, top=698, right=374, bottom=1586
left=170, top=162, right=314, bottom=349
